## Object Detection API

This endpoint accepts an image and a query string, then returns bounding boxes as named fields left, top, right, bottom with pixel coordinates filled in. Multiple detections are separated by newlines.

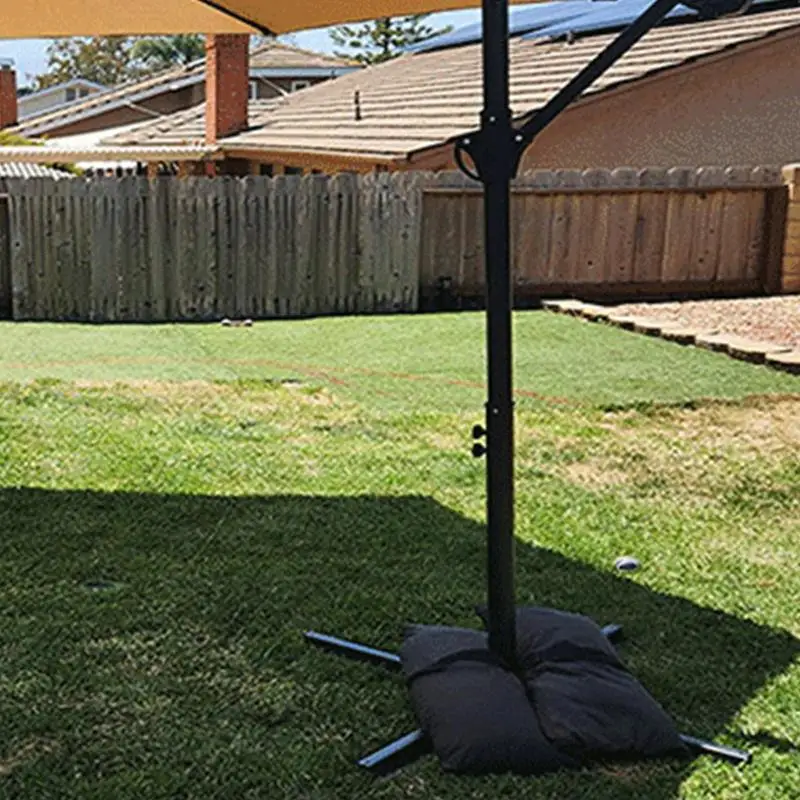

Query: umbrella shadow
left=0, top=488, right=797, bottom=799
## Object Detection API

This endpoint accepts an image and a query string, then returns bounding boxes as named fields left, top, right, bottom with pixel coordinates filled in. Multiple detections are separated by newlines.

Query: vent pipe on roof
left=354, top=90, right=362, bottom=122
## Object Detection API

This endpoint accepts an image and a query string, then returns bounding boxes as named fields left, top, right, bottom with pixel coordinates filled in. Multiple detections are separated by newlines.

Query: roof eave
left=223, top=143, right=398, bottom=169
left=0, top=145, right=224, bottom=164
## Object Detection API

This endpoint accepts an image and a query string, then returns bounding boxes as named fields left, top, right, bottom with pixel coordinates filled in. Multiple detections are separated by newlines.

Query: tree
left=329, top=15, right=452, bottom=66
left=130, top=35, right=206, bottom=71
left=34, top=37, right=142, bottom=90
left=0, top=130, right=82, bottom=175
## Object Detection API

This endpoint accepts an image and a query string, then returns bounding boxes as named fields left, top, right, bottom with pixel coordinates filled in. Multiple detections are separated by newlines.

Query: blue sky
left=0, top=10, right=481, bottom=87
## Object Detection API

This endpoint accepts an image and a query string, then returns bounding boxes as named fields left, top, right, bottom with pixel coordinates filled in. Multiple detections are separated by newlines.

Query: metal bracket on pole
left=455, top=0, right=682, bottom=183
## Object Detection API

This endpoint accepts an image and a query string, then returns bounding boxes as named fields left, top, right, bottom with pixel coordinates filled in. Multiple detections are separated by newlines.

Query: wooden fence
left=3, top=173, right=424, bottom=322
left=419, top=167, right=788, bottom=308
left=0, top=166, right=789, bottom=322
left=0, top=195, right=10, bottom=319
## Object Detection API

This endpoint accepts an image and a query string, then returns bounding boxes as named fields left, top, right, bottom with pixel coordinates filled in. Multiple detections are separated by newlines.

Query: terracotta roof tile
left=102, top=99, right=283, bottom=148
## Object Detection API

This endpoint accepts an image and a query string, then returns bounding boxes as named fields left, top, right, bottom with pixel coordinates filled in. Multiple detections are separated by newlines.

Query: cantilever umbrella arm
left=455, top=0, right=682, bottom=183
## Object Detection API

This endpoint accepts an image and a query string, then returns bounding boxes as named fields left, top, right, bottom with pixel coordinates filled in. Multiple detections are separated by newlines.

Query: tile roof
left=103, top=100, right=283, bottom=148
left=211, top=5, right=800, bottom=163
left=249, top=43, right=358, bottom=71
left=412, top=0, right=785, bottom=53
left=11, top=42, right=358, bottom=138
left=0, top=162, right=74, bottom=179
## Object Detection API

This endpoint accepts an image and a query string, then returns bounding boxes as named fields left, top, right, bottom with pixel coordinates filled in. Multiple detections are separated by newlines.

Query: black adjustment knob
left=472, top=425, right=487, bottom=440
left=472, top=443, right=487, bottom=458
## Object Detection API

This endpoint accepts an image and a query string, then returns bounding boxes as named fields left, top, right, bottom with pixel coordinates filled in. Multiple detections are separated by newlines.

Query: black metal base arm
left=357, top=729, right=751, bottom=778
left=304, top=626, right=751, bottom=775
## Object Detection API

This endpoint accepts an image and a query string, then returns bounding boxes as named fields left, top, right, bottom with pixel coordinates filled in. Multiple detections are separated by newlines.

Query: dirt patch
left=70, top=379, right=338, bottom=411
left=74, top=379, right=226, bottom=403
left=529, top=398, right=800, bottom=503
left=611, top=296, right=800, bottom=347
left=656, top=398, right=800, bottom=454
left=565, top=461, right=631, bottom=489
left=0, top=739, right=58, bottom=776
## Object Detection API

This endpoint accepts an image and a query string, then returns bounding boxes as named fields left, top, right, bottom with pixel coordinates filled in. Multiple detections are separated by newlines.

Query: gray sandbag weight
left=401, top=609, right=688, bottom=775
left=474, top=607, right=689, bottom=761
left=400, top=625, right=577, bottom=775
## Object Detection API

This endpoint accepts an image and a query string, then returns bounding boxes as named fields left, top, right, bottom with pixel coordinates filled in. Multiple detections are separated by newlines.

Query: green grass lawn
left=0, top=312, right=798, bottom=799
left=2, top=312, right=798, bottom=411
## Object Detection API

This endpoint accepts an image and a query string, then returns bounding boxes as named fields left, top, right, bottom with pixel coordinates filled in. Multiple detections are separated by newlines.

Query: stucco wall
left=521, top=34, right=800, bottom=171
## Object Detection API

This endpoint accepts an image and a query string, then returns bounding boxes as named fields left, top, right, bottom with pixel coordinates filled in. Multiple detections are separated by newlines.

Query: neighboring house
left=0, top=162, right=74, bottom=179
left=99, top=3, right=800, bottom=175
left=18, top=79, right=109, bottom=120
left=8, top=42, right=360, bottom=140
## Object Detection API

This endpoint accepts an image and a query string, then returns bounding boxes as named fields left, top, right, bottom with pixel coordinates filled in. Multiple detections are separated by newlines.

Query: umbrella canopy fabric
left=1, top=0, right=540, bottom=38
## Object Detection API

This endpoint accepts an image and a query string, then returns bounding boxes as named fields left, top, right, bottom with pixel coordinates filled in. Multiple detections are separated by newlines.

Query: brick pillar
left=781, top=165, right=800, bottom=294
left=0, top=61, right=18, bottom=129
left=205, top=34, right=250, bottom=145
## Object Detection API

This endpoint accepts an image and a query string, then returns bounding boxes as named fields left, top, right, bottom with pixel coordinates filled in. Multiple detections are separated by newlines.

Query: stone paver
left=632, top=318, right=677, bottom=336
left=765, top=350, right=800, bottom=374
left=611, top=296, right=800, bottom=348
left=542, top=298, right=799, bottom=375
left=695, top=332, right=748, bottom=353
left=578, top=304, right=613, bottom=321
left=606, top=313, right=640, bottom=330
left=542, top=299, right=585, bottom=315
left=726, top=339, right=793, bottom=365
left=660, top=327, right=715, bottom=346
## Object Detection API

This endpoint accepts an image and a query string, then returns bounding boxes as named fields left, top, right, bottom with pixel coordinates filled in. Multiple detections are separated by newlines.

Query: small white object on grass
left=615, top=556, right=640, bottom=572
left=220, top=318, right=232, bottom=327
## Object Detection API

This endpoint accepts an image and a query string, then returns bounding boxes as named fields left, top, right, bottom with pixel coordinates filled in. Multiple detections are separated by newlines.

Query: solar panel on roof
left=413, top=0, right=791, bottom=52
left=526, top=0, right=698, bottom=39
left=407, top=1, right=599, bottom=52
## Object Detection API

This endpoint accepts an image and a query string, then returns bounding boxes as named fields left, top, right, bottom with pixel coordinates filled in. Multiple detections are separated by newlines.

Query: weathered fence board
left=419, top=166, right=785, bottom=305
left=0, top=194, right=11, bottom=319
left=6, top=174, right=415, bottom=322
left=3, top=166, right=788, bottom=322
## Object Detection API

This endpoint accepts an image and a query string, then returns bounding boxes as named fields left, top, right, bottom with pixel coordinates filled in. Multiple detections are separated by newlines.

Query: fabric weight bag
left=475, top=606, right=689, bottom=761
left=400, top=624, right=577, bottom=775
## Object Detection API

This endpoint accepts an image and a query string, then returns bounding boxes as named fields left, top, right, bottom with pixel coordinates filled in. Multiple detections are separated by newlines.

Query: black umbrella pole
left=481, top=0, right=517, bottom=666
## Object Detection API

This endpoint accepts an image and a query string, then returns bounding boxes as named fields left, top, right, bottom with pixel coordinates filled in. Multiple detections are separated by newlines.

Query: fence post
left=0, top=191, right=10, bottom=319
left=780, top=164, right=800, bottom=294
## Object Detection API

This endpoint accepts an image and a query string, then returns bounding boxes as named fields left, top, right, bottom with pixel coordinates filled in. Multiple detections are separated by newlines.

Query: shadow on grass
left=0, top=488, right=797, bottom=799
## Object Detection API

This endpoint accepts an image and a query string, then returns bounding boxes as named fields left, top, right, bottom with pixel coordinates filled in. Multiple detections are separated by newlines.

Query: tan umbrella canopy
left=1, top=0, right=535, bottom=38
